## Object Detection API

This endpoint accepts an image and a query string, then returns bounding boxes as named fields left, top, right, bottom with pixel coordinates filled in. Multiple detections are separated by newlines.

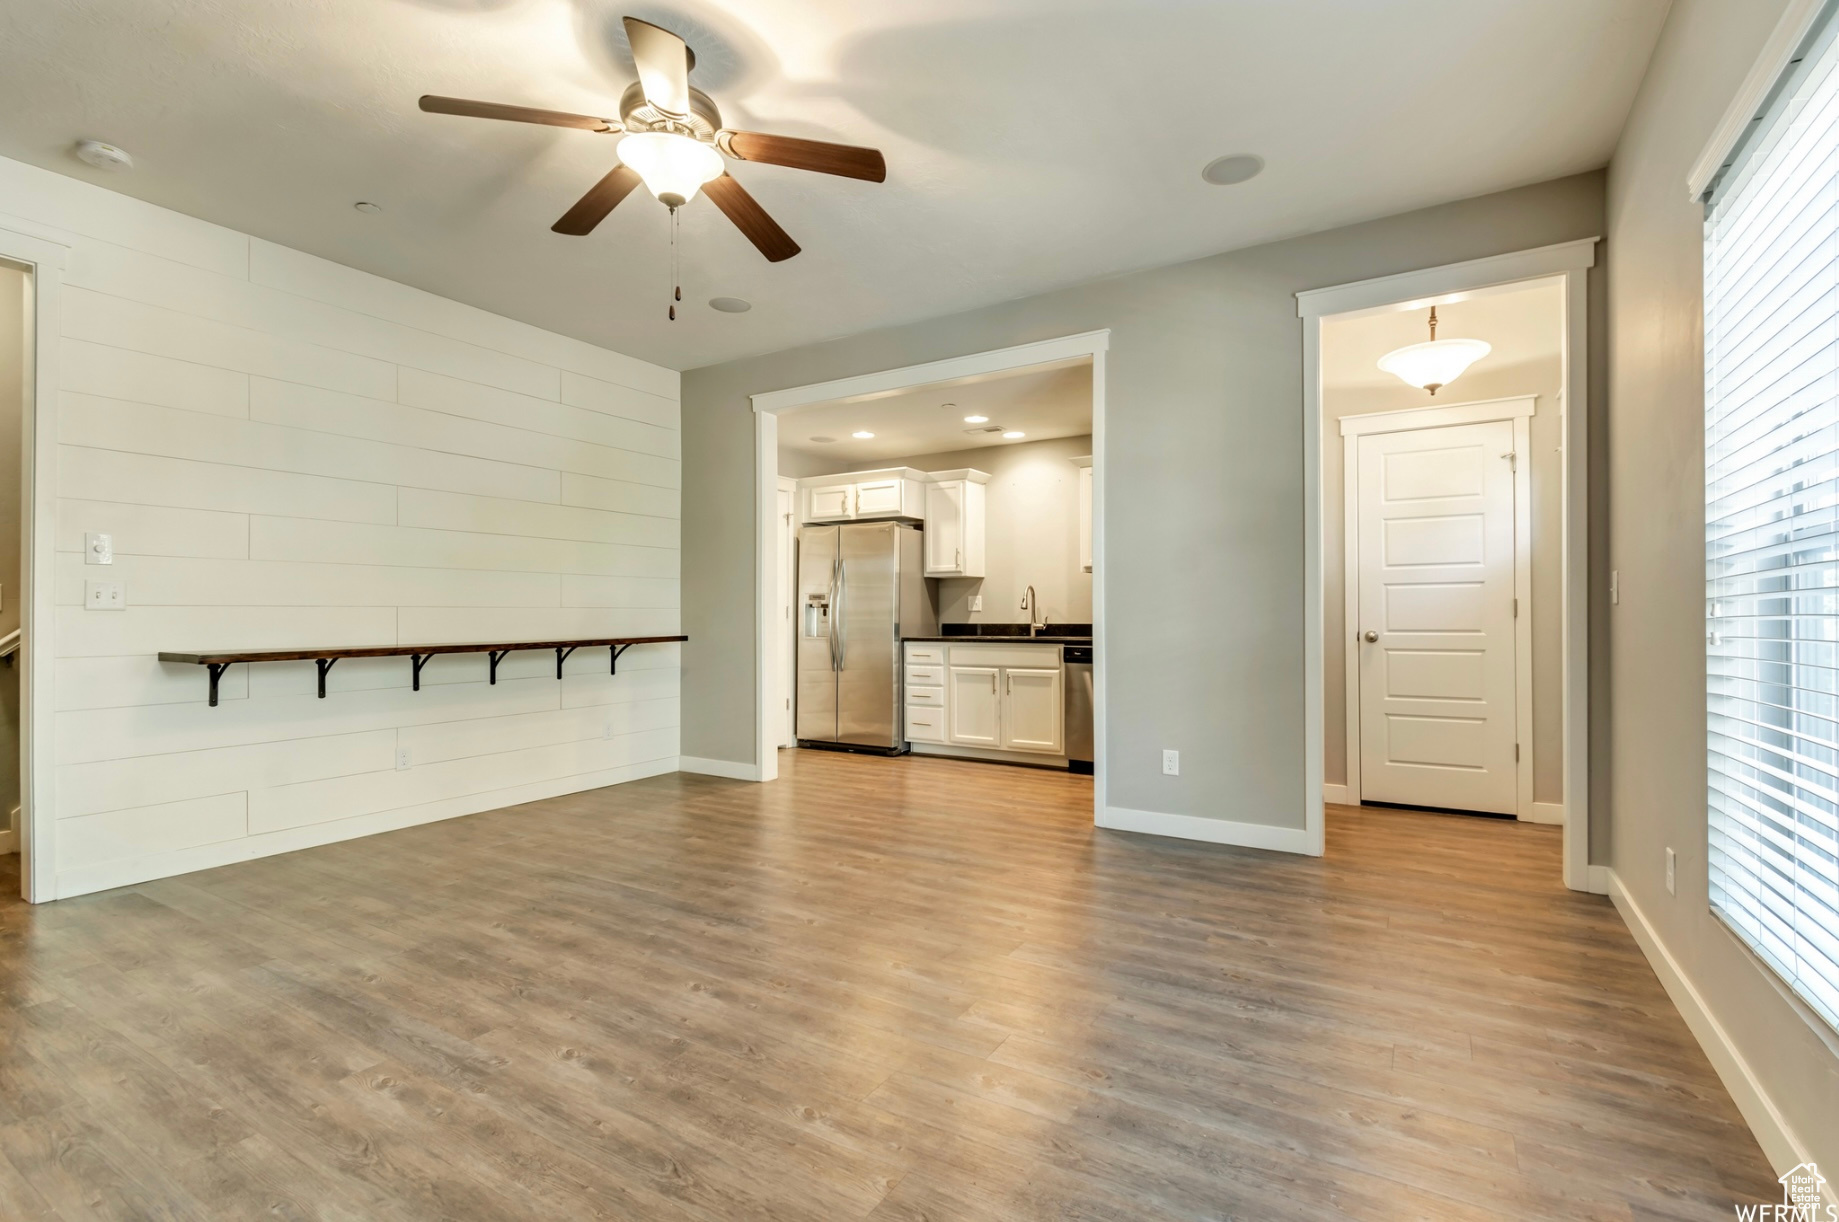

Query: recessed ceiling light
left=73, top=140, right=133, bottom=172
left=809, top=436, right=836, bottom=444
left=964, top=414, right=989, bottom=424
left=709, top=296, right=752, bottom=313
left=1201, top=153, right=1264, bottom=186
left=852, top=430, right=875, bottom=439
left=353, top=201, right=382, bottom=214
left=1003, top=431, right=1026, bottom=440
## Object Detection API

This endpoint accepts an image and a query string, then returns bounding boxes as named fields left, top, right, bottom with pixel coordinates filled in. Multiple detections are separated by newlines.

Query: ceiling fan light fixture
left=617, top=131, right=723, bottom=207
left=1377, top=307, right=1491, bottom=395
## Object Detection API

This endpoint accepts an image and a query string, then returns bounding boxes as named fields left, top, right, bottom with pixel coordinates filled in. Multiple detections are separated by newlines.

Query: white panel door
left=1356, top=420, right=1517, bottom=814
left=1001, top=668, right=1063, bottom=753
left=948, top=667, right=1001, bottom=747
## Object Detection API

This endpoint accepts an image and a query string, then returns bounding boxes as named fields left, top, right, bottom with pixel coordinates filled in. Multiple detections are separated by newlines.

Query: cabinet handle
left=991, top=674, right=997, bottom=694
left=1006, top=674, right=1011, bottom=694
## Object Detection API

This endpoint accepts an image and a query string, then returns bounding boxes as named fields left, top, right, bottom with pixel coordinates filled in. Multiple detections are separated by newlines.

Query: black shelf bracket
left=610, top=643, right=630, bottom=675
left=411, top=653, right=430, bottom=692
left=488, top=649, right=510, bottom=685
left=315, top=657, right=338, bottom=699
left=555, top=645, right=578, bottom=679
left=207, top=662, right=231, bottom=707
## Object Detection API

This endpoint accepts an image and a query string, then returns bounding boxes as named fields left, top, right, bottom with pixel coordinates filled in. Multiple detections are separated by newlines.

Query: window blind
left=1705, top=4, right=1839, bottom=1035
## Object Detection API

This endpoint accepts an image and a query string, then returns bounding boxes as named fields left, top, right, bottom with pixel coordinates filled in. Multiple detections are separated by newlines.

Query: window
left=1699, top=4, right=1839, bottom=1037
left=1704, top=7, right=1839, bottom=1033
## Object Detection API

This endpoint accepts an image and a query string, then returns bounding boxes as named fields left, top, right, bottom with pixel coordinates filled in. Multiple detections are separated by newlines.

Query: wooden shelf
left=159, top=635, right=688, bottom=706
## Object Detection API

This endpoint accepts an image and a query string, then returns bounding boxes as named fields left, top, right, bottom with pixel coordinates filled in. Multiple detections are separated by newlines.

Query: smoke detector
left=74, top=140, right=134, bottom=172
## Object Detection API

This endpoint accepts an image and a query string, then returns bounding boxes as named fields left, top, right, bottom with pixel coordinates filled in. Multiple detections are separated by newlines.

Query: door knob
left=1363, top=630, right=1378, bottom=643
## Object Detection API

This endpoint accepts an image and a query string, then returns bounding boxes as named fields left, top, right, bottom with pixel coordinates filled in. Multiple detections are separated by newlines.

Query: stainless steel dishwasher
left=1063, top=644, right=1094, bottom=774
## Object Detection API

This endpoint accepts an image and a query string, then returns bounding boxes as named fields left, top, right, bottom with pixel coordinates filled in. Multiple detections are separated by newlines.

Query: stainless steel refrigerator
left=797, top=520, right=936, bottom=752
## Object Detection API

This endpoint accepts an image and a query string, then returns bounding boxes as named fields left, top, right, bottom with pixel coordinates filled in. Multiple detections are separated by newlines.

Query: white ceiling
left=1321, top=279, right=1564, bottom=392
left=0, top=0, right=1669, bottom=371
left=780, top=357, right=1091, bottom=464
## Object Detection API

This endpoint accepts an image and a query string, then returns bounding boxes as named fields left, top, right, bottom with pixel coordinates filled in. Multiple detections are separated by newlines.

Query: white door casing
left=1355, top=418, right=1518, bottom=814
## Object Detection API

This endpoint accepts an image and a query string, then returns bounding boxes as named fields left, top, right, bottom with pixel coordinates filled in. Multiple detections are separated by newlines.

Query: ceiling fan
left=420, top=16, right=886, bottom=264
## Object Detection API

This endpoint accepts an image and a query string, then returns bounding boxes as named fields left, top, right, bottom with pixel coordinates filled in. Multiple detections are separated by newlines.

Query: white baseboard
left=1322, top=783, right=1352, bottom=806
left=1586, top=864, right=1610, bottom=895
left=0, top=829, right=13, bottom=855
left=1606, top=869, right=1833, bottom=1204
left=679, top=756, right=764, bottom=782
left=1100, top=805, right=1318, bottom=855
left=1524, top=801, right=1566, bottom=826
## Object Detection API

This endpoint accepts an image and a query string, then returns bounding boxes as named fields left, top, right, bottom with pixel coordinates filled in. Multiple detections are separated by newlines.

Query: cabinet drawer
left=906, top=684, right=944, bottom=707
left=904, top=643, right=945, bottom=665
left=905, top=664, right=944, bottom=687
left=905, top=705, right=945, bottom=743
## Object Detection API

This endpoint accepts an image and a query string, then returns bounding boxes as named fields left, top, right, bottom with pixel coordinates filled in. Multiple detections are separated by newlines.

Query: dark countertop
left=903, top=635, right=1092, bottom=644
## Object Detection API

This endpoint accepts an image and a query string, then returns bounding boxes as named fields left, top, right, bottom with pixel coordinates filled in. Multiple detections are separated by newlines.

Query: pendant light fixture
left=1376, top=306, right=1491, bottom=396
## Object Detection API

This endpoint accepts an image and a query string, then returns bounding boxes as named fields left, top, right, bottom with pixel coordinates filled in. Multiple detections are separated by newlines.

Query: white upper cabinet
left=805, top=482, right=855, bottom=521
left=1072, top=456, right=1093, bottom=574
left=923, top=469, right=989, bottom=578
left=799, top=469, right=927, bottom=523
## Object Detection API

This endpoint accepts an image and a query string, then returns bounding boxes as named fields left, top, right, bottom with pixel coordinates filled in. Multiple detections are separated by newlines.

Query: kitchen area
left=776, top=357, right=1095, bottom=774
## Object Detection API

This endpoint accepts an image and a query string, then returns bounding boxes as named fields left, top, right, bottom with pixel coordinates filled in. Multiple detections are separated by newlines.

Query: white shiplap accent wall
left=0, top=155, right=682, bottom=899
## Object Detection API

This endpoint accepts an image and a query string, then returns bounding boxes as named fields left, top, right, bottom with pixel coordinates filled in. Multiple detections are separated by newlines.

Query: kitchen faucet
left=1023, top=585, right=1047, bottom=637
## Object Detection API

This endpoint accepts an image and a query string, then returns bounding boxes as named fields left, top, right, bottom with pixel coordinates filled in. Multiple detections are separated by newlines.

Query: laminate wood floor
left=0, top=749, right=1777, bottom=1220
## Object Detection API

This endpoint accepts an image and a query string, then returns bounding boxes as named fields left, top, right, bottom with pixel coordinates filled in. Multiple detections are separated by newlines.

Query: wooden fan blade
left=420, top=95, right=616, bottom=132
left=623, top=17, right=691, bottom=118
left=702, top=174, right=800, bottom=262
left=719, top=131, right=886, bottom=182
left=552, top=165, right=643, bottom=235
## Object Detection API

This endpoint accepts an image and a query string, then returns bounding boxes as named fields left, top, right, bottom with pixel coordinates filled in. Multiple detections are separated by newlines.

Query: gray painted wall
left=1323, top=355, right=1565, bottom=804
left=1605, top=0, right=1838, bottom=1176
left=791, top=434, right=1094, bottom=627
left=683, top=171, right=1605, bottom=832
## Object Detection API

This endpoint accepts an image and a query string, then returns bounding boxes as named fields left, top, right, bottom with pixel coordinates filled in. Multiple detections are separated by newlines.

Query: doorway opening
left=1299, top=241, right=1596, bottom=891
left=0, top=263, right=21, bottom=887
left=747, top=331, right=1108, bottom=812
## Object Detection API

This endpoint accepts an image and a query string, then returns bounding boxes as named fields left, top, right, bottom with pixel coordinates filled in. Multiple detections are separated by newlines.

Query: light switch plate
left=84, top=580, right=124, bottom=611
left=85, top=532, right=113, bottom=566
left=969, top=594, right=983, bottom=612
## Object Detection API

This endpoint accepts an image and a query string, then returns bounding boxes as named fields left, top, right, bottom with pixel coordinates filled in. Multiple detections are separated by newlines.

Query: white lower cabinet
left=907, top=641, right=1066, bottom=757
left=947, top=666, right=1002, bottom=746
left=1000, top=667, right=1064, bottom=753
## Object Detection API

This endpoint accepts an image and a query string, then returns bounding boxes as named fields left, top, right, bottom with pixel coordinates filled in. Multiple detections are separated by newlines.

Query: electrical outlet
left=603, top=721, right=613, bottom=740
left=1611, top=570, right=1620, bottom=605
left=84, top=580, right=124, bottom=611
left=396, top=747, right=412, bottom=771
left=85, top=532, right=113, bottom=566
left=1665, top=847, right=1676, bottom=896
left=1162, top=749, right=1180, bottom=776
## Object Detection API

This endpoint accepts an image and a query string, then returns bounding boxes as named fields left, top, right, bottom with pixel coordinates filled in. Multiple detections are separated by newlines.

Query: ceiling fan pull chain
left=668, top=206, right=680, bottom=321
